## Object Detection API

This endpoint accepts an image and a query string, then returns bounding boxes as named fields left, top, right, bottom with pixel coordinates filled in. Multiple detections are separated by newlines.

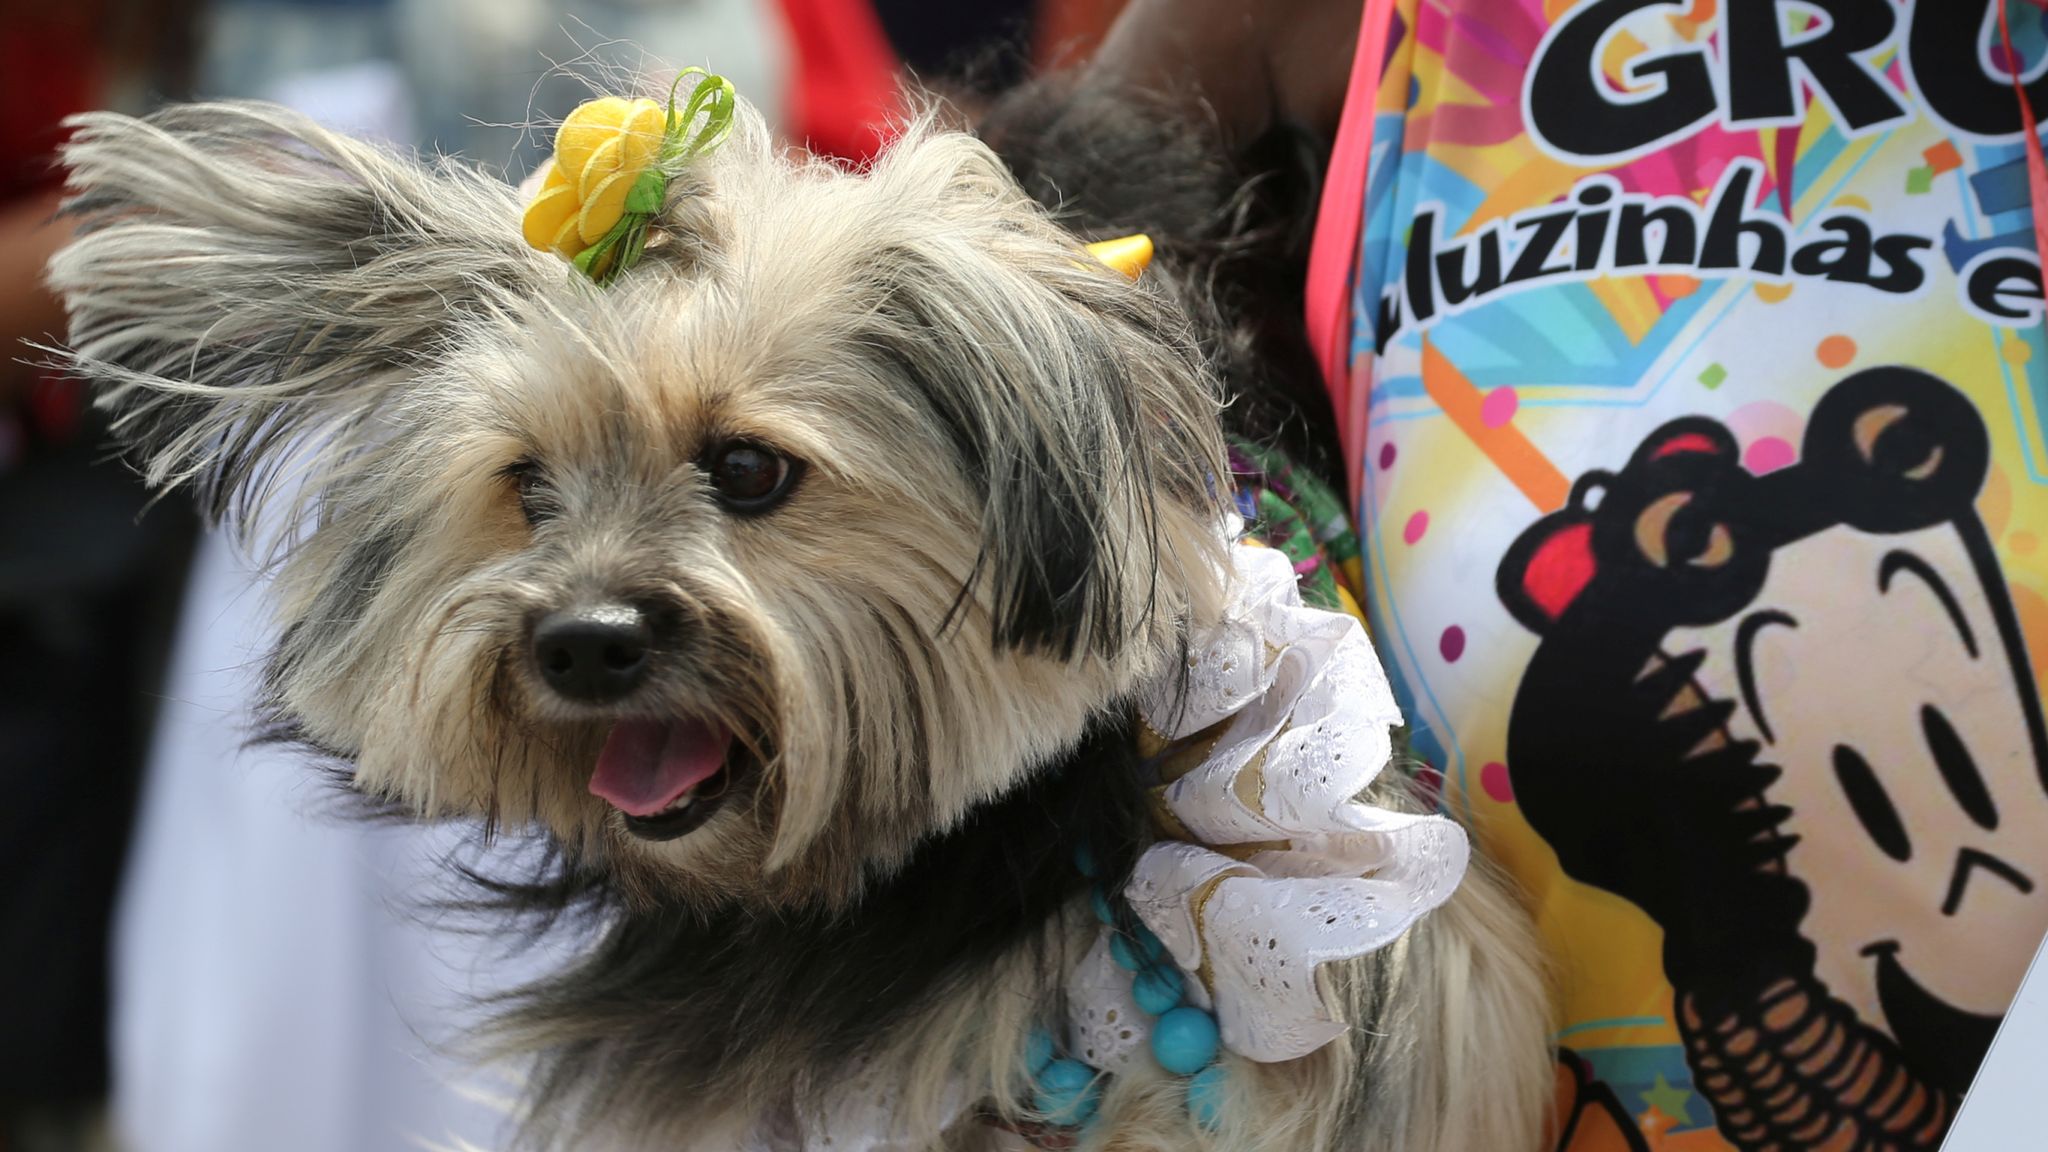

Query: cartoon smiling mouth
left=1862, top=940, right=2002, bottom=1095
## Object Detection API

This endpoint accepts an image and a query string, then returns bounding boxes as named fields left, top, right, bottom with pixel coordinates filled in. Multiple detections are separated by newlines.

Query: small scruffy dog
left=50, top=87, right=1550, bottom=1152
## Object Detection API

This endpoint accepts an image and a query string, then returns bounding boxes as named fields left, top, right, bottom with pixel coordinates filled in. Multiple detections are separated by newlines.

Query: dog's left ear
left=863, top=133, right=1226, bottom=662
left=47, top=102, right=551, bottom=523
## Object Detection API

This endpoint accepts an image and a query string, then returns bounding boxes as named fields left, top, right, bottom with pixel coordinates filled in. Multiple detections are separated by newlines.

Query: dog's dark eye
left=706, top=442, right=799, bottom=513
left=507, top=459, right=547, bottom=526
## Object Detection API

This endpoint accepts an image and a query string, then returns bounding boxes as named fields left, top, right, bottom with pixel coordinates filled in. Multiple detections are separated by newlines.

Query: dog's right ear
left=47, top=102, right=552, bottom=524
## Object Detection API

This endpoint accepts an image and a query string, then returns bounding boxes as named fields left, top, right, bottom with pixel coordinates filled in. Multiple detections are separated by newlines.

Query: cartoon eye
left=1635, top=493, right=1685, bottom=567
left=705, top=441, right=802, bottom=514
left=1691, top=524, right=1733, bottom=568
left=1633, top=491, right=1734, bottom=569
left=1854, top=403, right=1944, bottom=481
left=1833, top=743, right=1912, bottom=863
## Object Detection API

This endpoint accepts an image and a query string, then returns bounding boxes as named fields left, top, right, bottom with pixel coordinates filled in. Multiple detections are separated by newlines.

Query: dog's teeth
left=663, top=794, right=695, bottom=813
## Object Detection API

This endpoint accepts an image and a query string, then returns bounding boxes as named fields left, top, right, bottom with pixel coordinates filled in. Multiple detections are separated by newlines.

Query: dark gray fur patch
left=295, top=515, right=412, bottom=666
left=870, top=267, right=1187, bottom=661
left=492, top=713, right=1153, bottom=1144
left=979, top=74, right=1344, bottom=483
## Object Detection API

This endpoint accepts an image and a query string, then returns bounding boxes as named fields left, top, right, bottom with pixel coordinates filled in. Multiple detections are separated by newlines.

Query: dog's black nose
left=532, top=606, right=652, bottom=702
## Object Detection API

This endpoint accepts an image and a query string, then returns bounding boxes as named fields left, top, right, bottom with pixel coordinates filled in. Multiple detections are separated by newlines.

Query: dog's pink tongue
left=590, top=719, right=732, bottom=816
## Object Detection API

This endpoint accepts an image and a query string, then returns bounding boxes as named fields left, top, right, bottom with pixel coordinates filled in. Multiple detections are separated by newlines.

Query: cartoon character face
left=1500, top=367, right=2048, bottom=1095
left=1670, top=519, right=2048, bottom=1070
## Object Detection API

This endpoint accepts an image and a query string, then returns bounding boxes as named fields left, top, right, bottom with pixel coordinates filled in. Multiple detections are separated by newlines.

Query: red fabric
left=2, top=11, right=101, bottom=447
left=0, top=14, right=100, bottom=199
left=775, top=0, right=903, bottom=164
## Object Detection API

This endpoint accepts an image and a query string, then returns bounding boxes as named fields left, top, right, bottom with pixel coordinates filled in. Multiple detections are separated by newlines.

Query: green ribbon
left=574, top=68, right=737, bottom=285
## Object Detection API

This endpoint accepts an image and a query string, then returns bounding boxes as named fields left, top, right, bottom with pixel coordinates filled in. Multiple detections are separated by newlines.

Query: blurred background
left=0, top=1, right=1126, bottom=1149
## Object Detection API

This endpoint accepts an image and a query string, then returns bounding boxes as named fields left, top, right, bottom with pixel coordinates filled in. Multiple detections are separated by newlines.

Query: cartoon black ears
left=1624, top=420, right=1742, bottom=473
left=1496, top=419, right=1744, bottom=634
left=1496, top=367, right=1994, bottom=638
left=1497, top=499, right=1599, bottom=634
left=1801, top=366, right=1990, bottom=535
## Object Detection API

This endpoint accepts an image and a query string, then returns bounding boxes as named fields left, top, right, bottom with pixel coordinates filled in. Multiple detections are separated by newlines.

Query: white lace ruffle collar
left=743, top=536, right=1470, bottom=1149
left=1066, top=538, right=1469, bottom=1067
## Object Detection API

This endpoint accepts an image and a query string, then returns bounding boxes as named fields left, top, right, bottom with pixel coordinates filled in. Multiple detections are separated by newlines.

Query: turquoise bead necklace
left=1020, top=845, right=1227, bottom=1138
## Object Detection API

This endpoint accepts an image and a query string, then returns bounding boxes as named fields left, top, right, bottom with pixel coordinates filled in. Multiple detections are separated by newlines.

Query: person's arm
left=1083, top=0, right=1361, bottom=148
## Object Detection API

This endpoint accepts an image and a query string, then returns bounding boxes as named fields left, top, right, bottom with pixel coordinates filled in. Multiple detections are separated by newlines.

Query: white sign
left=1943, top=927, right=2048, bottom=1150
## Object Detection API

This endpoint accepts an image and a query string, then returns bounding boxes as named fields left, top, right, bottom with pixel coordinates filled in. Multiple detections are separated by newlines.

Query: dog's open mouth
left=590, top=718, right=746, bottom=842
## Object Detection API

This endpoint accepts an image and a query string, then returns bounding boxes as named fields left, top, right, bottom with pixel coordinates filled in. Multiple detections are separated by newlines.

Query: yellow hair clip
left=1086, top=234, right=1153, bottom=280
left=522, top=69, right=736, bottom=285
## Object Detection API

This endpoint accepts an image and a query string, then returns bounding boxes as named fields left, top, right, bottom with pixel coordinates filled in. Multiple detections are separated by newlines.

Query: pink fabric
left=1303, top=0, right=1399, bottom=508
left=1998, top=0, right=2048, bottom=292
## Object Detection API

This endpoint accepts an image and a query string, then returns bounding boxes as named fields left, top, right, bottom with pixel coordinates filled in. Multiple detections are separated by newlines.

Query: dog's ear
left=46, top=102, right=551, bottom=525
left=865, top=131, right=1227, bottom=661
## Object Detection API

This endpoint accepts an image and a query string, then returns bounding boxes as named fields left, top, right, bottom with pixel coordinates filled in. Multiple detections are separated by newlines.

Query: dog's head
left=50, top=95, right=1228, bottom=909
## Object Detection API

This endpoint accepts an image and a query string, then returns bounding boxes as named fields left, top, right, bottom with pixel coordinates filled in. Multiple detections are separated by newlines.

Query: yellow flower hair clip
left=522, top=69, right=737, bottom=285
